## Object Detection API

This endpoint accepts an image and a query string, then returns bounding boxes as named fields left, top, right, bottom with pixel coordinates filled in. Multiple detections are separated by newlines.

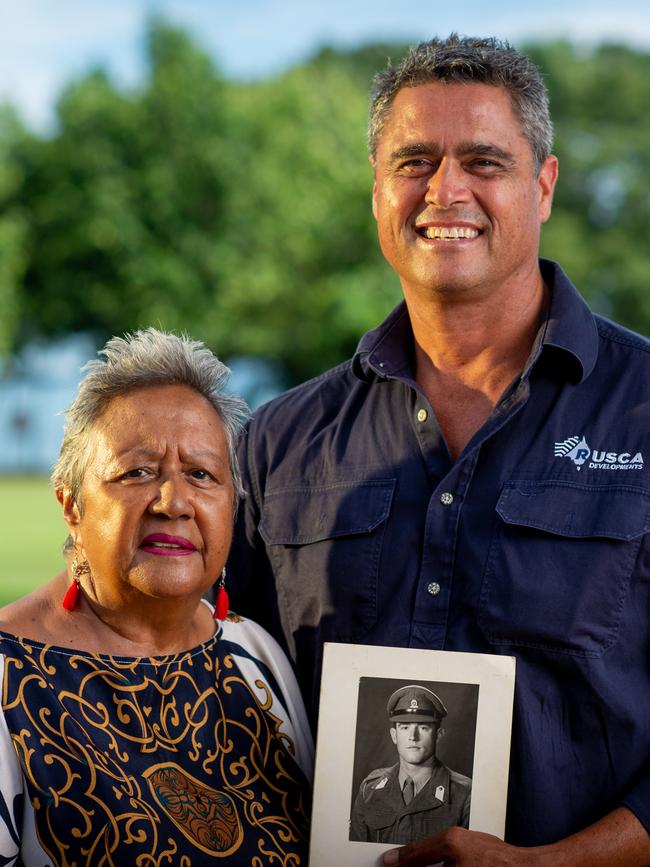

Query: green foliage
left=15, top=23, right=232, bottom=346
left=1, top=27, right=649, bottom=385
left=205, top=60, right=399, bottom=379
left=530, top=40, right=650, bottom=326
left=0, top=108, right=28, bottom=356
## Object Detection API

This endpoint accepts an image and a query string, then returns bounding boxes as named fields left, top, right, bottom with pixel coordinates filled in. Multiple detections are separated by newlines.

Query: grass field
left=0, top=476, right=67, bottom=607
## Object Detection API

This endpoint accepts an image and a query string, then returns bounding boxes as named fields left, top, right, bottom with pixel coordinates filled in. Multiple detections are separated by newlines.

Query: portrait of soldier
left=349, top=684, right=471, bottom=845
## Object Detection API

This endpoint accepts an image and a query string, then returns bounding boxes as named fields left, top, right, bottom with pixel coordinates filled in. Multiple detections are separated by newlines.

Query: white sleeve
left=0, top=655, right=53, bottom=867
left=0, top=654, right=22, bottom=865
left=219, top=617, right=315, bottom=782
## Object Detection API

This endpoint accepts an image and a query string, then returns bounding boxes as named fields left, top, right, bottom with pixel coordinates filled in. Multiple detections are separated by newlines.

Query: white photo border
left=309, top=643, right=516, bottom=866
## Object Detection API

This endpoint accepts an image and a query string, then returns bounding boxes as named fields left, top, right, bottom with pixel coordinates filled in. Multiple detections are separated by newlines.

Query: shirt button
left=426, top=582, right=441, bottom=596
left=440, top=492, right=454, bottom=506
left=417, top=408, right=428, bottom=423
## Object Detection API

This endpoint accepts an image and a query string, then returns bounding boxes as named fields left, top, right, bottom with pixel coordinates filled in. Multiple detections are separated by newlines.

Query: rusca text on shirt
left=555, top=436, right=644, bottom=471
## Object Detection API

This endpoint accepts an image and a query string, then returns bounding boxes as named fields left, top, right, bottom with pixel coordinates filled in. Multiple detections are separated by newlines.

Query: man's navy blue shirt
left=228, top=260, right=650, bottom=846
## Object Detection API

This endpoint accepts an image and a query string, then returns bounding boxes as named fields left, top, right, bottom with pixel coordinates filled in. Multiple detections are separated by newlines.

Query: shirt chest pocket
left=364, top=799, right=456, bottom=843
left=478, top=480, right=649, bottom=657
left=259, top=479, right=395, bottom=641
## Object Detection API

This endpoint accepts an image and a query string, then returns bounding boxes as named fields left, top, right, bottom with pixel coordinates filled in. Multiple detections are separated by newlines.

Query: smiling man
left=228, top=35, right=650, bottom=865
left=350, top=686, right=471, bottom=845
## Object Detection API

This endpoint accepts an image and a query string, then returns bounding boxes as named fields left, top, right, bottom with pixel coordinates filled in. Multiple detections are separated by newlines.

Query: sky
left=3, top=0, right=650, bottom=132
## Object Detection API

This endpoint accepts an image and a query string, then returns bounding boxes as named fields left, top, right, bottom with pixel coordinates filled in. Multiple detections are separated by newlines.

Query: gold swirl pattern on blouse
left=1, top=633, right=309, bottom=865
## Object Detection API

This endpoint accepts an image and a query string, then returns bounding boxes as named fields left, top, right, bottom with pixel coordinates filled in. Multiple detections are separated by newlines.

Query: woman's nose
left=150, top=477, right=194, bottom=519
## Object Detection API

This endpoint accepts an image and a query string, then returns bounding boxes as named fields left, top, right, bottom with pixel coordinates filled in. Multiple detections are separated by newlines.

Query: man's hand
left=381, top=826, right=533, bottom=867
left=380, top=807, right=650, bottom=867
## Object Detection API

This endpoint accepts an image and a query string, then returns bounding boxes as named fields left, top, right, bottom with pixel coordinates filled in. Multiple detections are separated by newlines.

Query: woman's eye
left=189, top=469, right=213, bottom=481
left=121, top=468, right=148, bottom=479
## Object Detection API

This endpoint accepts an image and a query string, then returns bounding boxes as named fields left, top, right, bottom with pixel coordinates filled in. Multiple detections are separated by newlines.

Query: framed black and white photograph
left=309, top=643, right=516, bottom=866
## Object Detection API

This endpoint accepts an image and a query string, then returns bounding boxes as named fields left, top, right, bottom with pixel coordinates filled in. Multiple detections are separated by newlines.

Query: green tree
left=532, top=41, right=650, bottom=326
left=16, top=21, right=231, bottom=344
left=203, top=55, right=400, bottom=381
left=0, top=107, right=29, bottom=356
left=2, top=29, right=649, bottom=385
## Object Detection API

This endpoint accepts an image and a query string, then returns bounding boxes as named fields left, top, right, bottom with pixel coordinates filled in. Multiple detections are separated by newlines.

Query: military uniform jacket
left=350, top=761, right=471, bottom=845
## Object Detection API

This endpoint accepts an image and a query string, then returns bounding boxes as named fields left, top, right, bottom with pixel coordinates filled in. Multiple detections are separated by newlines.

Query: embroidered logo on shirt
left=555, top=436, right=644, bottom=472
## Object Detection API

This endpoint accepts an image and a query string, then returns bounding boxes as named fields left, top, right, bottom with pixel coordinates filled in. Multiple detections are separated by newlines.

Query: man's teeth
left=421, top=226, right=479, bottom=239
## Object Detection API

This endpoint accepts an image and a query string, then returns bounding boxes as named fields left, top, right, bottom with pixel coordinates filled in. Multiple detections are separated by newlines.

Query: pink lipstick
left=139, top=533, right=196, bottom=557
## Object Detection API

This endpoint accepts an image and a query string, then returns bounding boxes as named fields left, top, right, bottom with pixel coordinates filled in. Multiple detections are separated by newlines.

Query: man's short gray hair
left=369, top=34, right=553, bottom=173
left=51, top=328, right=249, bottom=509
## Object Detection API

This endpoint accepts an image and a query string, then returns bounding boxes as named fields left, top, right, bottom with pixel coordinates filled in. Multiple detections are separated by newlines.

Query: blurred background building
left=0, top=336, right=93, bottom=473
left=0, top=336, right=283, bottom=473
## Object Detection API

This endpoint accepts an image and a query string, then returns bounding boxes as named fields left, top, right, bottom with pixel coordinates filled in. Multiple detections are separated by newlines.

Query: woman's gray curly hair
left=51, top=328, right=249, bottom=511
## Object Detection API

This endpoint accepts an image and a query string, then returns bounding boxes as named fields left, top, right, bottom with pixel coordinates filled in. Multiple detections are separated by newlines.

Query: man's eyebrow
left=459, top=142, right=515, bottom=163
left=389, top=143, right=440, bottom=163
left=388, top=141, right=516, bottom=165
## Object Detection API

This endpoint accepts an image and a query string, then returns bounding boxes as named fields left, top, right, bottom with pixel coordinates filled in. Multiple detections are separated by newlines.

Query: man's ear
left=436, top=725, right=445, bottom=744
left=538, top=154, right=558, bottom=224
left=370, top=155, right=379, bottom=221
left=389, top=726, right=397, bottom=746
left=57, top=486, right=81, bottom=533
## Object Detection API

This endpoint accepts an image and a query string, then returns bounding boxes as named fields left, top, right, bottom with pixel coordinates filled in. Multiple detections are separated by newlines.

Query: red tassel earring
left=62, top=578, right=80, bottom=611
left=62, top=557, right=89, bottom=611
left=214, top=568, right=229, bottom=621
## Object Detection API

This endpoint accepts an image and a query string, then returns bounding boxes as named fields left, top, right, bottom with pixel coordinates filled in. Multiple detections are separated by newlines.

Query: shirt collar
left=398, top=766, right=433, bottom=792
left=536, top=258, right=598, bottom=383
left=353, top=300, right=413, bottom=381
left=353, top=259, right=599, bottom=385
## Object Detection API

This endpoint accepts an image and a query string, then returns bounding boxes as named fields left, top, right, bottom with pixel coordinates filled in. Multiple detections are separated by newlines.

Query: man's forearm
left=534, top=807, right=650, bottom=867
left=383, top=806, right=650, bottom=867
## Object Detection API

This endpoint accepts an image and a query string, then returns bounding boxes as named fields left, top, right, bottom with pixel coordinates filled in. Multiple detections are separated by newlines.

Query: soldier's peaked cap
left=387, top=685, right=447, bottom=723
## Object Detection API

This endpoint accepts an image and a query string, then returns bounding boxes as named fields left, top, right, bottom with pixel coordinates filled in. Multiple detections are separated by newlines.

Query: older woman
left=0, top=329, right=312, bottom=866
